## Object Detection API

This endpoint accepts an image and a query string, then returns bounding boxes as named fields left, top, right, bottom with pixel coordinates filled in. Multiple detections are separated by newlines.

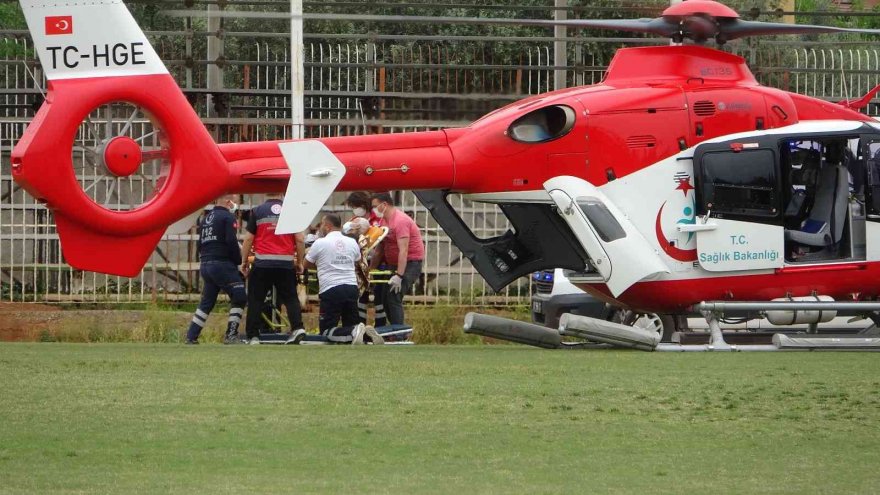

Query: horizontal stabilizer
left=837, top=84, right=880, bottom=111
left=276, top=141, right=346, bottom=234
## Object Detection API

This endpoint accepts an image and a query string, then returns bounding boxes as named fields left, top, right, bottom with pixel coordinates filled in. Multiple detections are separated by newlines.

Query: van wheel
left=611, top=310, right=674, bottom=343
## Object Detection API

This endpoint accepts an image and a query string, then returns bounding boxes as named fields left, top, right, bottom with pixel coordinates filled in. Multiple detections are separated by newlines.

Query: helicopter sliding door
left=864, top=137, right=880, bottom=261
left=691, top=143, right=785, bottom=272
left=544, top=176, right=668, bottom=296
left=779, top=136, right=865, bottom=263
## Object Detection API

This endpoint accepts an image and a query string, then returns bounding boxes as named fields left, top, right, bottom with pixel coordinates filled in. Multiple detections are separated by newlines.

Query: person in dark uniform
left=239, top=192, right=306, bottom=345
left=186, top=194, right=247, bottom=345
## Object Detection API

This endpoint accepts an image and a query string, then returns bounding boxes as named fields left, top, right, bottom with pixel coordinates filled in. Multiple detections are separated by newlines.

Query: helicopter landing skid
left=464, top=301, right=880, bottom=351
left=653, top=310, right=778, bottom=352
left=654, top=302, right=880, bottom=352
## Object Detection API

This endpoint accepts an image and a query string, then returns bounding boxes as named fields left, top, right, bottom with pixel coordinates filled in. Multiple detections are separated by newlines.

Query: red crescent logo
left=655, top=202, right=697, bottom=262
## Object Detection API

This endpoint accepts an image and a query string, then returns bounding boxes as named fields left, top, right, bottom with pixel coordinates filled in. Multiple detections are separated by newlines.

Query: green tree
left=0, top=3, right=28, bottom=58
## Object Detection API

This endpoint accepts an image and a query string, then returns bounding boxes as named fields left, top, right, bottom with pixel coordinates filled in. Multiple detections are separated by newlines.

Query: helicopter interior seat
left=844, top=148, right=865, bottom=197
left=785, top=163, right=849, bottom=251
left=784, top=149, right=821, bottom=225
left=784, top=171, right=807, bottom=222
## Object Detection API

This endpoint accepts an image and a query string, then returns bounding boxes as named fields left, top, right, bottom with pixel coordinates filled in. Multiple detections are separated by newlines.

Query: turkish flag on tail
left=45, top=16, right=73, bottom=36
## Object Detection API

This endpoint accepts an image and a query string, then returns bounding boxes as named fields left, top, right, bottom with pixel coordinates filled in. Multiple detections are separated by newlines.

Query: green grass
left=17, top=305, right=515, bottom=344
left=0, top=345, right=878, bottom=494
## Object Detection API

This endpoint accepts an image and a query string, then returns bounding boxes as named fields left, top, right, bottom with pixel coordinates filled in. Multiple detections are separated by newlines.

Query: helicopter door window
left=508, top=105, right=576, bottom=143
left=700, top=149, right=778, bottom=218
left=577, top=198, right=626, bottom=242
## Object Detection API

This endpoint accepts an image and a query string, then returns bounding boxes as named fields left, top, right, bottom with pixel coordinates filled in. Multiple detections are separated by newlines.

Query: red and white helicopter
left=11, top=0, right=880, bottom=350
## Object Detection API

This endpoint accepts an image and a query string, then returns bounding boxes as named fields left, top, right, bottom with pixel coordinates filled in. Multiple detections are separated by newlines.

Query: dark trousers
left=358, top=283, right=387, bottom=327
left=384, top=260, right=422, bottom=325
left=245, top=266, right=303, bottom=339
left=187, top=261, right=247, bottom=341
left=319, top=285, right=360, bottom=337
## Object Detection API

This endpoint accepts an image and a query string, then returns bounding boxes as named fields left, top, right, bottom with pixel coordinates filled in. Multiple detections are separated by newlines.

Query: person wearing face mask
left=185, top=194, right=247, bottom=345
left=344, top=191, right=388, bottom=327
left=344, top=191, right=380, bottom=233
left=303, top=213, right=382, bottom=344
left=370, top=192, right=425, bottom=326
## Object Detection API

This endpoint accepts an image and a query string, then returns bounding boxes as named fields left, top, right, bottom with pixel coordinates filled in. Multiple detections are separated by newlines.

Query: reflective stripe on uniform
left=255, top=254, right=295, bottom=261
left=256, top=217, right=279, bottom=226
left=324, top=327, right=353, bottom=343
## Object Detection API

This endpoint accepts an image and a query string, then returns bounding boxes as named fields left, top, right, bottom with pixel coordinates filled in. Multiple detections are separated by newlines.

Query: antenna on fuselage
left=840, top=66, right=852, bottom=107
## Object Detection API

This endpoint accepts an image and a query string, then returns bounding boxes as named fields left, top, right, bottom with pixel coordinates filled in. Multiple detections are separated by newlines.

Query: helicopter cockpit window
left=508, top=105, right=576, bottom=143
left=700, top=149, right=778, bottom=217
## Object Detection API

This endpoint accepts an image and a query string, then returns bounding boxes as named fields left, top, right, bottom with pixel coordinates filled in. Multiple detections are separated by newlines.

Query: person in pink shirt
left=370, top=192, right=424, bottom=325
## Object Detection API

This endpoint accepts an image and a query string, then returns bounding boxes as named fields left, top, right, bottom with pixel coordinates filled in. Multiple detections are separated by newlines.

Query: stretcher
left=258, top=324, right=414, bottom=345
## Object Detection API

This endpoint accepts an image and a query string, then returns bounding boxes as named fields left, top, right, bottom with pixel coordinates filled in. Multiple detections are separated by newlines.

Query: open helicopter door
left=690, top=142, right=784, bottom=271
left=863, top=136, right=880, bottom=261
left=544, top=176, right=668, bottom=296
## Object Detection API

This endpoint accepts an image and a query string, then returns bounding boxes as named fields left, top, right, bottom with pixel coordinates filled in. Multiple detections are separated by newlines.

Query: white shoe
left=248, top=337, right=261, bottom=345
left=351, top=323, right=366, bottom=345
left=286, top=329, right=306, bottom=345
left=363, top=325, right=384, bottom=345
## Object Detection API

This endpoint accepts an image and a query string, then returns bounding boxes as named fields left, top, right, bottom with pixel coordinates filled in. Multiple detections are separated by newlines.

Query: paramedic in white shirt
left=304, top=213, right=368, bottom=343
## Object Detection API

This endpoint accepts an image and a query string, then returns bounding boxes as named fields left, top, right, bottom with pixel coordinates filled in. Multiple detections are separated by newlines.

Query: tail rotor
left=73, top=101, right=170, bottom=212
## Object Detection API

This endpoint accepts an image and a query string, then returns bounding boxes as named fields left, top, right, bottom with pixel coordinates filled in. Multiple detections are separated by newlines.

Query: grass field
left=0, top=344, right=878, bottom=494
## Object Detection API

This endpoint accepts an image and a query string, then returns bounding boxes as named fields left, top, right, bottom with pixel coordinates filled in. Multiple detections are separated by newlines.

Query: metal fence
left=0, top=33, right=558, bottom=305
left=2, top=15, right=880, bottom=305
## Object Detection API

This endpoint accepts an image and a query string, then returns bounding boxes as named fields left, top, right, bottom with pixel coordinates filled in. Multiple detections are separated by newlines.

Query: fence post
left=206, top=3, right=224, bottom=120
left=291, top=0, right=305, bottom=139
left=554, top=0, right=567, bottom=91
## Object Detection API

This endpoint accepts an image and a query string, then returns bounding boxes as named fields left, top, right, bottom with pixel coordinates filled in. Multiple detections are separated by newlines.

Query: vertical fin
left=19, top=0, right=168, bottom=81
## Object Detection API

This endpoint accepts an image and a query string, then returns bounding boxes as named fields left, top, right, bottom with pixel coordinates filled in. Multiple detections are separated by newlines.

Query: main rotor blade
left=721, top=19, right=880, bottom=40
left=310, top=14, right=679, bottom=37
left=462, top=17, right=676, bottom=36
left=165, top=9, right=880, bottom=42
left=165, top=10, right=677, bottom=36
